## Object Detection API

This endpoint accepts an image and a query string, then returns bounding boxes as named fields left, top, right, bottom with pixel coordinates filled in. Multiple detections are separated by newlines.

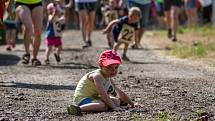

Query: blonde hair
left=128, top=7, right=142, bottom=18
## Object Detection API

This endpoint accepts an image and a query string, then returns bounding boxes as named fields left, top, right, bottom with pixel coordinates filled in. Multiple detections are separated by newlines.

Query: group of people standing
left=0, top=0, right=213, bottom=66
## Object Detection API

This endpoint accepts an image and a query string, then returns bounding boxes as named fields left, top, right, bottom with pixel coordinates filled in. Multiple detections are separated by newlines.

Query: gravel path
left=0, top=30, right=215, bottom=121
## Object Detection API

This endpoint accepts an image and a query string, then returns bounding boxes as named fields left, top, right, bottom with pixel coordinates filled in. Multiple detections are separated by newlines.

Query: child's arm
left=48, top=11, right=57, bottom=22
left=103, top=19, right=119, bottom=34
left=110, top=79, right=135, bottom=107
left=93, top=74, right=119, bottom=110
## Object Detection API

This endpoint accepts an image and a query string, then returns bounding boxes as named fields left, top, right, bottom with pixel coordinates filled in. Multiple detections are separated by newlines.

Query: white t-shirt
left=199, top=0, right=212, bottom=7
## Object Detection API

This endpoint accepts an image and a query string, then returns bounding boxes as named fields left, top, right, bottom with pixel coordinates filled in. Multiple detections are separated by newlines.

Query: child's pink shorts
left=46, top=37, right=62, bottom=47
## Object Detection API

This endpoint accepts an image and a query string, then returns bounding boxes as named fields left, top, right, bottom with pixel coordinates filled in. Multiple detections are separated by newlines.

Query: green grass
left=178, top=23, right=214, bottom=35
left=170, top=42, right=215, bottom=58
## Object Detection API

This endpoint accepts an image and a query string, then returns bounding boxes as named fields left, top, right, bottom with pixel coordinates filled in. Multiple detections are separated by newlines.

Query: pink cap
left=99, top=50, right=121, bottom=66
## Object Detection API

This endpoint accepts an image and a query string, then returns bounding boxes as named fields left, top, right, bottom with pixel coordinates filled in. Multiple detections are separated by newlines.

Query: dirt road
left=0, top=30, right=215, bottom=121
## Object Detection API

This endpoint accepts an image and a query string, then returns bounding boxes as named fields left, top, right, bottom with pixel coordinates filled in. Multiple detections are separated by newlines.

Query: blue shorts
left=78, top=97, right=93, bottom=106
left=127, top=1, right=150, bottom=27
left=75, top=2, right=97, bottom=12
left=184, top=0, right=196, bottom=9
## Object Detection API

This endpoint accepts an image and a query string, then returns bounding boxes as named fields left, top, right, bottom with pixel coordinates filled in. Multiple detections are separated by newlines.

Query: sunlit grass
left=171, top=42, right=215, bottom=59
left=178, top=23, right=214, bottom=35
left=171, top=43, right=205, bottom=58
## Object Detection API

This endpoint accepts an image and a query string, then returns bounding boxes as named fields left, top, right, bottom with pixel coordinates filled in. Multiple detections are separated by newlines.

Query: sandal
left=31, top=58, right=42, bottom=66
left=54, top=53, right=61, bottom=63
left=22, top=54, right=30, bottom=64
left=44, top=59, right=50, bottom=65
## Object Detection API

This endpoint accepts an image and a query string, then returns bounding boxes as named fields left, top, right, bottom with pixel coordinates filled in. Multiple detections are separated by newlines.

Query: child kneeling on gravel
left=67, top=50, right=142, bottom=115
left=103, top=7, right=141, bottom=61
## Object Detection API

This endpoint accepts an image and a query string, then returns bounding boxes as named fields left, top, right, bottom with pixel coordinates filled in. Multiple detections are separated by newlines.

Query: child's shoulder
left=87, top=69, right=104, bottom=81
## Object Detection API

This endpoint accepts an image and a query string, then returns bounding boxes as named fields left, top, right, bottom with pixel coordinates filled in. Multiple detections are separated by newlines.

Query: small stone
left=0, top=117, right=9, bottom=121
left=18, top=93, right=24, bottom=96
left=161, top=91, right=171, bottom=96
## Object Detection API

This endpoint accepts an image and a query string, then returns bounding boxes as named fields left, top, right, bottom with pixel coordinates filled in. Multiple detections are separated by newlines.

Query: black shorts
left=16, top=1, right=42, bottom=11
left=172, top=0, right=182, bottom=7
left=164, top=0, right=171, bottom=11
left=164, top=0, right=182, bottom=11
left=75, top=2, right=97, bottom=12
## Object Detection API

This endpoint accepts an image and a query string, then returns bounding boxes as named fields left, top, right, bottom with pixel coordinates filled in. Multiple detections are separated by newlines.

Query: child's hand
left=113, top=107, right=125, bottom=112
left=129, top=103, right=144, bottom=108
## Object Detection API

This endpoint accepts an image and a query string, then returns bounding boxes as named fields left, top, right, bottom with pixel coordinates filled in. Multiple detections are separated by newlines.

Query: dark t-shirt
left=112, top=16, right=138, bottom=42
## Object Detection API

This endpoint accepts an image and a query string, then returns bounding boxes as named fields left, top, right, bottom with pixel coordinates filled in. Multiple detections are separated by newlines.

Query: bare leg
left=78, top=10, right=87, bottom=42
left=137, top=28, right=144, bottom=47
left=86, top=11, right=96, bottom=42
left=80, top=100, right=108, bottom=112
left=55, top=45, right=62, bottom=57
left=123, top=43, right=129, bottom=55
left=106, top=32, right=114, bottom=48
left=10, top=29, right=16, bottom=46
left=113, top=41, right=123, bottom=52
left=31, top=6, right=43, bottom=59
left=164, top=10, right=171, bottom=38
left=16, top=5, right=33, bottom=55
left=171, top=6, right=179, bottom=41
left=45, top=46, right=52, bottom=60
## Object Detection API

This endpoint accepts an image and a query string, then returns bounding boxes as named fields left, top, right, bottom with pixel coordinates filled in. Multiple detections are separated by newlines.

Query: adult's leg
left=78, top=10, right=87, bottom=42
left=164, top=0, right=172, bottom=38
left=133, top=3, right=150, bottom=48
left=16, top=5, right=33, bottom=55
left=86, top=11, right=96, bottom=42
left=31, top=5, right=43, bottom=59
left=185, top=8, right=192, bottom=27
left=171, top=6, right=180, bottom=41
left=191, top=7, right=197, bottom=27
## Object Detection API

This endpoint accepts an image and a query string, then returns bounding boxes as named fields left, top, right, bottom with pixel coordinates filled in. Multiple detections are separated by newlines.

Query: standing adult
left=127, top=0, right=151, bottom=49
left=184, top=0, right=198, bottom=28
left=8, top=0, right=43, bottom=66
left=170, top=0, right=182, bottom=41
left=75, top=0, right=98, bottom=48
left=164, top=0, right=182, bottom=41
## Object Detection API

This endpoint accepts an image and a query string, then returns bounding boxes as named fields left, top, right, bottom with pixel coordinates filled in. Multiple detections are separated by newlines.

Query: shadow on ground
left=50, top=62, right=97, bottom=70
left=130, top=61, right=168, bottom=65
left=0, top=81, right=76, bottom=90
left=15, top=82, right=76, bottom=90
left=0, top=54, right=20, bottom=66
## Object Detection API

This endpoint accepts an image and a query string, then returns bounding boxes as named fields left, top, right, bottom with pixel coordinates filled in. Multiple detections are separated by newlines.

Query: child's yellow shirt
left=73, top=69, right=111, bottom=105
